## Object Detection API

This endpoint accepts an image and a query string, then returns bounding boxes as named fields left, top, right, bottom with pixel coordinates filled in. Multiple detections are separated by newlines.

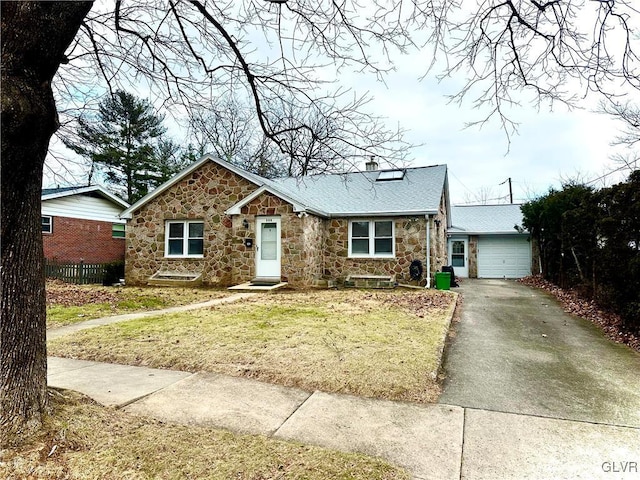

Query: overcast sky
left=48, top=69, right=628, bottom=206
left=45, top=2, right=638, bottom=206
left=339, top=53, right=636, bottom=206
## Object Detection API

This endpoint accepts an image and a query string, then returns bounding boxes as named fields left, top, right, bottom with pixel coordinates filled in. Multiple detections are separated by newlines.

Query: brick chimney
left=365, top=156, right=379, bottom=171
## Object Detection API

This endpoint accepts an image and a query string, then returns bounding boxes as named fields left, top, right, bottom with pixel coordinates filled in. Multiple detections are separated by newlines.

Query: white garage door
left=478, top=235, right=531, bottom=278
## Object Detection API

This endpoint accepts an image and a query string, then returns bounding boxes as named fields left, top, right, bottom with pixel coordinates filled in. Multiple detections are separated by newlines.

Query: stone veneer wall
left=238, top=192, right=324, bottom=285
left=302, top=214, right=324, bottom=284
left=468, top=235, right=479, bottom=278
left=125, top=161, right=257, bottom=286
left=427, top=191, right=449, bottom=281
left=323, top=216, right=431, bottom=283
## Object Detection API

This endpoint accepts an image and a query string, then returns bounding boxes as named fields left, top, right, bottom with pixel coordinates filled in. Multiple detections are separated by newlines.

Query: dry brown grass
left=0, top=389, right=408, bottom=479
left=46, top=280, right=230, bottom=328
left=49, top=289, right=456, bottom=403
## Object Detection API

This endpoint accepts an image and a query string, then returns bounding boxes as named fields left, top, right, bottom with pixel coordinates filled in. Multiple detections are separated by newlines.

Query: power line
left=456, top=194, right=511, bottom=205
left=450, top=170, right=477, bottom=197
left=499, top=177, right=513, bottom=203
left=584, top=164, right=636, bottom=186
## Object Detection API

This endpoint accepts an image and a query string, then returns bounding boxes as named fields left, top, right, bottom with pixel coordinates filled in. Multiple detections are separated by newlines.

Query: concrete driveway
left=439, top=279, right=640, bottom=428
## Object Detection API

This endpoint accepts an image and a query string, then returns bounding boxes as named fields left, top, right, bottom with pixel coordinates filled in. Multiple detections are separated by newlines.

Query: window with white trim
left=41, top=216, right=52, bottom=234
left=348, top=220, right=394, bottom=257
left=165, top=220, right=204, bottom=257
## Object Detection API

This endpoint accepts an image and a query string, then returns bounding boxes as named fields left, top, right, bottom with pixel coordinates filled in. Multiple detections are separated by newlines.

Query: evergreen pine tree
left=65, top=90, right=169, bottom=203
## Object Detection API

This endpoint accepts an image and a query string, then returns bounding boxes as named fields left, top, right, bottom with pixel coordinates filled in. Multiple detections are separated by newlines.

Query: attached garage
left=449, top=204, right=534, bottom=279
left=477, top=235, right=531, bottom=278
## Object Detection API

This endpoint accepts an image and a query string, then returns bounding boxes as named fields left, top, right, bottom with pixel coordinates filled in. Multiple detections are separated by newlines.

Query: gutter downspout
left=425, top=214, right=431, bottom=288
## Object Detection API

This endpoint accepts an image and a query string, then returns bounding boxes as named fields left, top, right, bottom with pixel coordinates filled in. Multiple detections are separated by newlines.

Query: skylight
left=376, top=170, right=405, bottom=181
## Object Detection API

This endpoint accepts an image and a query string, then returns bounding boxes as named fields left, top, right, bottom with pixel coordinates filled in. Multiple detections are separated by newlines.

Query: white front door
left=448, top=238, right=469, bottom=278
left=255, top=217, right=281, bottom=279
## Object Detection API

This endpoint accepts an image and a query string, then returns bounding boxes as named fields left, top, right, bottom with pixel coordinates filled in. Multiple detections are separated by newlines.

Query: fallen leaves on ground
left=518, top=275, right=640, bottom=352
left=46, top=280, right=227, bottom=309
left=371, top=290, right=455, bottom=318
left=1, top=389, right=408, bottom=480
left=46, top=280, right=123, bottom=307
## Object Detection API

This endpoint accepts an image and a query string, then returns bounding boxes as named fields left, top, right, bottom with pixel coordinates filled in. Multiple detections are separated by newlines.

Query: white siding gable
left=42, top=195, right=125, bottom=223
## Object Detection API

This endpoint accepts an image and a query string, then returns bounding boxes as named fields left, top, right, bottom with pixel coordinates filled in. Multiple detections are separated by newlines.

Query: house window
left=41, top=216, right=52, bottom=234
left=376, top=170, right=405, bottom=181
left=349, top=220, right=394, bottom=257
left=451, top=240, right=465, bottom=267
left=112, top=223, right=126, bottom=238
left=165, top=220, right=204, bottom=257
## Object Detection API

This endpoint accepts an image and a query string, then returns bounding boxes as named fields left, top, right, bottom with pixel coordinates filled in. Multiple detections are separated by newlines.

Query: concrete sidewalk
left=48, top=357, right=640, bottom=480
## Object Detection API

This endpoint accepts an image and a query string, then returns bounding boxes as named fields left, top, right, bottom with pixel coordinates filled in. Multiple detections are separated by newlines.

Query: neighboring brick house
left=42, top=185, right=129, bottom=264
left=121, top=155, right=451, bottom=288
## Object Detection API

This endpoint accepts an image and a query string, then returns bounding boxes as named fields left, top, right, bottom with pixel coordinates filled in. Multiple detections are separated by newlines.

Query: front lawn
left=48, top=289, right=456, bottom=403
left=46, top=280, right=230, bottom=328
left=1, top=389, right=408, bottom=480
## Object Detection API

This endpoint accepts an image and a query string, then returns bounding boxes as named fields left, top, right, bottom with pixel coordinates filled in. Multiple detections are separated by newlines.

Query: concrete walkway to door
left=439, top=279, right=640, bottom=428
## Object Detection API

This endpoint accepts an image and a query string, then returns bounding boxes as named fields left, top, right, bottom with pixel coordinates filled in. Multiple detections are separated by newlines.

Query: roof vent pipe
left=365, top=156, right=378, bottom=171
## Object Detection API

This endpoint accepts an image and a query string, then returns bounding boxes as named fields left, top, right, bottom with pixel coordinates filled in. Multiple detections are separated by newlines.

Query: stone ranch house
left=121, top=156, right=451, bottom=287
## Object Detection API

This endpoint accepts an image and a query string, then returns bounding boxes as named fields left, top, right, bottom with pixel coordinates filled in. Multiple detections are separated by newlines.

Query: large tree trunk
left=1, top=1, right=92, bottom=446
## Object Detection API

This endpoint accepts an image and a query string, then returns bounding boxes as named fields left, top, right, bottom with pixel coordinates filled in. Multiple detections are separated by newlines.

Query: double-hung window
left=349, top=220, right=394, bottom=257
left=165, top=220, right=204, bottom=257
left=41, top=216, right=52, bottom=234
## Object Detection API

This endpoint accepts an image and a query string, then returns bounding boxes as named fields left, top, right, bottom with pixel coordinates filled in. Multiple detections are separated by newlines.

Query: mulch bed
left=518, top=275, right=640, bottom=353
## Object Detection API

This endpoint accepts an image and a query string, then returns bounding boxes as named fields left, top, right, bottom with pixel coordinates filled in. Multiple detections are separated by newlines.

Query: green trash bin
left=435, top=272, right=451, bottom=290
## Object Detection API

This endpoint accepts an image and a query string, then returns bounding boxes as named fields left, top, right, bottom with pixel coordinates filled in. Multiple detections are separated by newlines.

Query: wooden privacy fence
left=45, top=260, right=105, bottom=285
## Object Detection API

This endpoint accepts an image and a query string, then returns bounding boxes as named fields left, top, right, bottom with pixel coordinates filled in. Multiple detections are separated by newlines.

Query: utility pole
left=500, top=177, right=513, bottom=203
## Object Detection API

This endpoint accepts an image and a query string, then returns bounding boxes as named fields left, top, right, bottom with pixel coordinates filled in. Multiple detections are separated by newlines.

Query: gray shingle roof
left=267, top=165, right=448, bottom=216
left=121, top=155, right=448, bottom=219
left=449, top=204, right=526, bottom=234
left=42, top=186, right=84, bottom=196
left=42, top=185, right=129, bottom=209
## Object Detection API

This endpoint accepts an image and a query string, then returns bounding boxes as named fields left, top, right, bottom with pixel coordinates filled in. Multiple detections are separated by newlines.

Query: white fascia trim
left=42, top=185, right=101, bottom=201
left=42, top=185, right=130, bottom=209
left=120, top=155, right=265, bottom=219
left=329, top=209, right=438, bottom=218
left=447, top=231, right=529, bottom=236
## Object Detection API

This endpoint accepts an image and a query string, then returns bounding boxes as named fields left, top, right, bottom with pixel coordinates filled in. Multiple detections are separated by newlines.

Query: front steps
left=147, top=271, right=203, bottom=287
left=228, top=280, right=288, bottom=291
left=344, top=275, right=396, bottom=289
